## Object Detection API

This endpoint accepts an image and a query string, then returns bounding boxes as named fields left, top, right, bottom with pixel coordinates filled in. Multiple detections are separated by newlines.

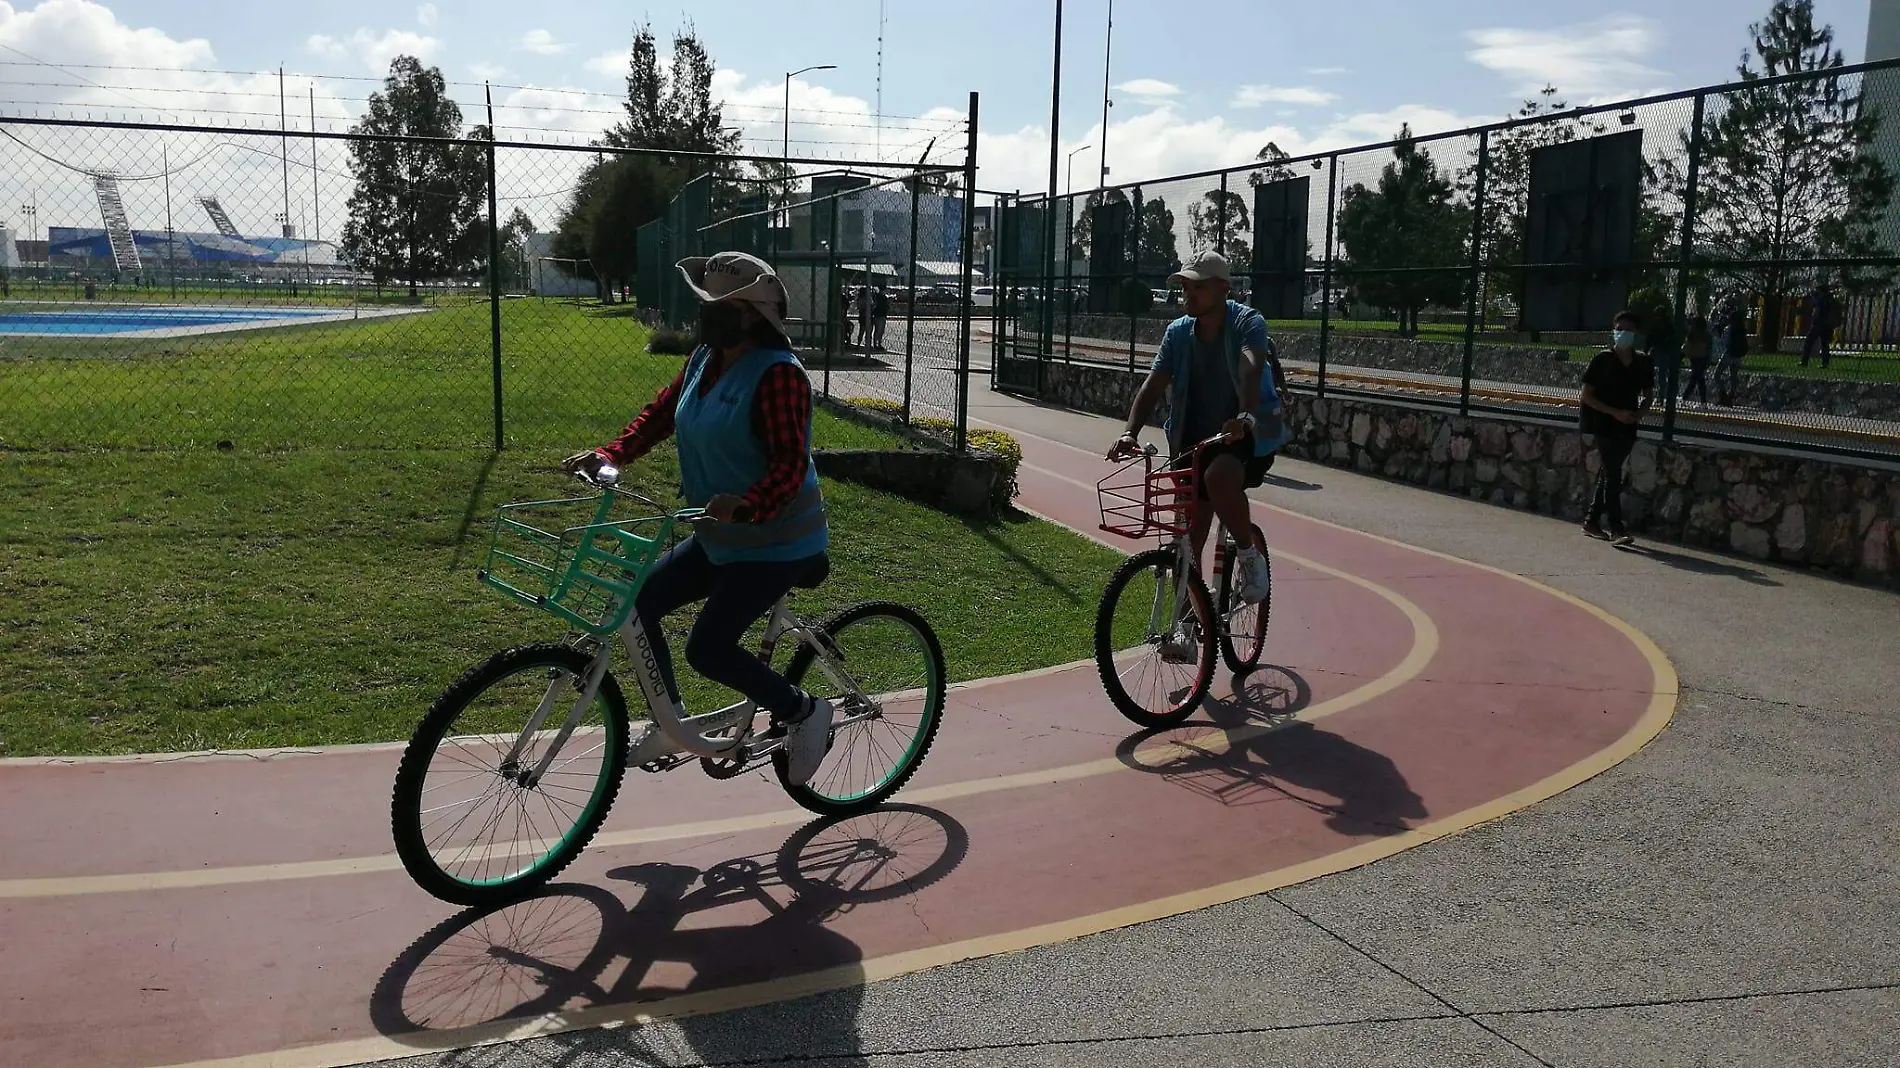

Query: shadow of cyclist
left=370, top=804, right=967, bottom=1066
left=1113, top=667, right=1426, bottom=836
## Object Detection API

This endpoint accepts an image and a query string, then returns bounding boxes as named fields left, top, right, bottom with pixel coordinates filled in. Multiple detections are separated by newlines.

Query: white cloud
left=517, top=28, right=567, bottom=56
left=1114, top=78, right=1181, bottom=106
left=415, top=3, right=436, bottom=28
left=1467, top=15, right=1666, bottom=101
left=469, top=61, right=507, bottom=81
left=305, top=27, right=440, bottom=73
left=1306, top=66, right=1350, bottom=76
left=584, top=49, right=626, bottom=79
left=1230, top=85, right=1335, bottom=108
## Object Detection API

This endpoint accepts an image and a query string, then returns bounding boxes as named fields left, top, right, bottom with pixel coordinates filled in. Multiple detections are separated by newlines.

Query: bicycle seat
left=794, top=553, right=831, bottom=590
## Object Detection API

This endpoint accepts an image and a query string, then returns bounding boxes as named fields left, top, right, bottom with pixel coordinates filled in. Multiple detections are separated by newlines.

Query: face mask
left=1612, top=330, right=1639, bottom=350
left=697, top=302, right=748, bottom=350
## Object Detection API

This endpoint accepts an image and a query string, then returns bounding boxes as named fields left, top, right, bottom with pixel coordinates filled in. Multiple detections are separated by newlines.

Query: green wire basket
left=476, top=488, right=695, bottom=635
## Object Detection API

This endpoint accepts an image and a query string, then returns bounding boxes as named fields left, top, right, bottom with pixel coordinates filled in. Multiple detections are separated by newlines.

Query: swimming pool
left=0, top=306, right=338, bottom=337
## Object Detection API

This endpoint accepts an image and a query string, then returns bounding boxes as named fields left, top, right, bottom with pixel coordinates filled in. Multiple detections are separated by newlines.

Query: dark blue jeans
left=632, top=537, right=824, bottom=723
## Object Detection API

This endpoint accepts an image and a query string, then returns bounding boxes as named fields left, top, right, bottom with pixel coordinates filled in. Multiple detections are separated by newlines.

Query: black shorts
left=1172, top=434, right=1275, bottom=499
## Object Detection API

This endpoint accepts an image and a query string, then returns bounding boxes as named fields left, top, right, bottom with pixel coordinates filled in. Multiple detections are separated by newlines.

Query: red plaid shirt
left=595, top=359, right=813, bottom=521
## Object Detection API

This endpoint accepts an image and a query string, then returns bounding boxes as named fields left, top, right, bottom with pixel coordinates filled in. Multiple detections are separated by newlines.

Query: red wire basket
left=1098, top=452, right=1195, bottom=540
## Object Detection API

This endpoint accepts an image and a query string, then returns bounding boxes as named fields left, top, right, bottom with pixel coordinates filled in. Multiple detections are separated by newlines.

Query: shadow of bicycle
left=370, top=804, right=967, bottom=1066
left=1113, top=666, right=1426, bottom=835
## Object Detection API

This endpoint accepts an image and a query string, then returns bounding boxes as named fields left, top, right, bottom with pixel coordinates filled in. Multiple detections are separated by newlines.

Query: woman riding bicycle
left=562, top=251, right=833, bottom=785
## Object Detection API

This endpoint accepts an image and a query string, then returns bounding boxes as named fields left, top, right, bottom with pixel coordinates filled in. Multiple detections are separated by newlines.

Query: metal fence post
left=1216, top=171, right=1228, bottom=257
left=1062, top=195, right=1074, bottom=363
left=903, top=175, right=921, bottom=425
left=1664, top=91, right=1708, bottom=446
left=1460, top=130, right=1490, bottom=416
left=955, top=91, right=980, bottom=451
left=484, top=123, right=504, bottom=450
left=1318, top=154, right=1338, bottom=399
left=825, top=198, right=838, bottom=400
left=1128, top=185, right=1143, bottom=386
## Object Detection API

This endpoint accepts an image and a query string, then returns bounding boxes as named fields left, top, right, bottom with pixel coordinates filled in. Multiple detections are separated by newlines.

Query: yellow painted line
left=149, top=423, right=1678, bottom=1068
left=0, top=559, right=1433, bottom=901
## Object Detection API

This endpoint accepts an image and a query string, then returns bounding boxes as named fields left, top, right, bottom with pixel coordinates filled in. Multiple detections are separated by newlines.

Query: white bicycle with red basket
left=1093, top=437, right=1271, bottom=728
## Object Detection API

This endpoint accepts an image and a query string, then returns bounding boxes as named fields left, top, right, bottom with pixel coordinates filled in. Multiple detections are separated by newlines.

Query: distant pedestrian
left=1578, top=308, right=1655, bottom=547
left=854, top=284, right=873, bottom=349
left=1800, top=282, right=1838, bottom=368
left=1680, top=310, right=1713, bottom=408
left=1712, top=295, right=1748, bottom=406
left=870, top=285, right=890, bottom=349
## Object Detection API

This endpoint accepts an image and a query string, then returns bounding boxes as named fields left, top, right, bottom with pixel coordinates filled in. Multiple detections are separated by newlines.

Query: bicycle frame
left=1130, top=440, right=1246, bottom=645
left=503, top=593, right=878, bottom=784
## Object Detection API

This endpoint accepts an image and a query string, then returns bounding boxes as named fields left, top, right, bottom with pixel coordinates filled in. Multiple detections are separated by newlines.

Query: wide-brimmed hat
left=676, top=251, right=789, bottom=336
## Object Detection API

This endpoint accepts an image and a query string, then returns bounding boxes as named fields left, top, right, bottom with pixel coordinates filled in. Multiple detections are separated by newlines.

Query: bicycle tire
left=1218, top=525, right=1271, bottom=675
left=1094, top=547, right=1217, bottom=729
left=392, top=642, right=631, bottom=907
left=775, top=601, right=947, bottom=816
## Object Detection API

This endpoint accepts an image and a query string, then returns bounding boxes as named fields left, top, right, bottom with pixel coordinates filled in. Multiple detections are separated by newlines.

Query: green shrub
left=647, top=326, right=695, bottom=355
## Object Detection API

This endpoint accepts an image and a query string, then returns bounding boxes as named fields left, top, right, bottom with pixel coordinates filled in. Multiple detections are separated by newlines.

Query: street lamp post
left=784, top=64, right=838, bottom=160
left=1066, top=144, right=1092, bottom=196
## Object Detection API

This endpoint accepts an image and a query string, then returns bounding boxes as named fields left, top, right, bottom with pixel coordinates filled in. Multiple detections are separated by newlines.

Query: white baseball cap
left=676, top=251, right=790, bottom=336
left=1168, top=252, right=1232, bottom=285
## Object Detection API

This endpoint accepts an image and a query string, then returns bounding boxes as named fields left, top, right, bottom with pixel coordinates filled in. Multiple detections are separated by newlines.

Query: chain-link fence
left=995, top=59, right=1900, bottom=463
left=0, top=109, right=978, bottom=453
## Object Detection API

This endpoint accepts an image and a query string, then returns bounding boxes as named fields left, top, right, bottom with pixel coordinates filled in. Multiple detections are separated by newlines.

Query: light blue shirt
left=1150, top=300, right=1289, bottom=457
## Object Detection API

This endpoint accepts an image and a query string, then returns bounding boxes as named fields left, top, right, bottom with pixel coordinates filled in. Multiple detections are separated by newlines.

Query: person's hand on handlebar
left=560, top=449, right=606, bottom=478
left=1220, top=412, right=1256, bottom=443
left=703, top=493, right=753, bottom=523
left=1106, top=432, right=1144, bottom=461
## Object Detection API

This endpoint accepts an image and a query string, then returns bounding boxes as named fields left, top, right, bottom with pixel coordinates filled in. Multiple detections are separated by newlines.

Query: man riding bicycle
left=562, top=251, right=832, bottom=786
left=1106, top=252, right=1287, bottom=606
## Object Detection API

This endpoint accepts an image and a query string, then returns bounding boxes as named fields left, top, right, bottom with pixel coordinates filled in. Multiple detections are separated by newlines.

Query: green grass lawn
left=0, top=446, right=1120, bottom=757
left=0, top=298, right=900, bottom=451
left=0, top=300, right=1121, bottom=756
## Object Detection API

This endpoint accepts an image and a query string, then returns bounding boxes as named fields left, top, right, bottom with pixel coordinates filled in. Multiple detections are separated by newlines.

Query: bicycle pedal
left=638, top=754, right=691, bottom=774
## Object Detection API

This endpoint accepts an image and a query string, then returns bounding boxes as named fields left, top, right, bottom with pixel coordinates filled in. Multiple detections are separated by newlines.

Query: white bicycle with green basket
left=391, top=466, right=947, bottom=907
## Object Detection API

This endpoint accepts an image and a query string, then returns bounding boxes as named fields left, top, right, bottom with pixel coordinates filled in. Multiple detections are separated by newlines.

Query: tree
left=340, top=56, right=487, bottom=296
left=1068, top=188, right=1131, bottom=263
left=1137, top=197, right=1181, bottom=277
left=1669, top=0, right=1893, bottom=351
left=1248, top=141, right=1297, bottom=187
left=583, top=155, right=682, bottom=298
left=1337, top=124, right=1470, bottom=336
left=1187, top=188, right=1252, bottom=269
left=499, top=206, right=535, bottom=290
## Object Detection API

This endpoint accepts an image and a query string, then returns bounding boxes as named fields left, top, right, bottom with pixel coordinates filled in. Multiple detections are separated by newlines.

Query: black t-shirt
left=1580, top=349, right=1653, bottom=434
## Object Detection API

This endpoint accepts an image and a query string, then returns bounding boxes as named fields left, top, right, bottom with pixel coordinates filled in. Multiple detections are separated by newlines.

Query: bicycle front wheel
left=392, top=642, right=631, bottom=907
left=1094, top=547, right=1217, bottom=728
left=777, top=601, right=947, bottom=816
left=1219, top=526, right=1271, bottom=674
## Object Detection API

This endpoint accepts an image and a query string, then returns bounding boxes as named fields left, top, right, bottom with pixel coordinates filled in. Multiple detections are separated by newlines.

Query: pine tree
left=1337, top=125, right=1469, bottom=336
left=1684, top=0, right=1893, bottom=351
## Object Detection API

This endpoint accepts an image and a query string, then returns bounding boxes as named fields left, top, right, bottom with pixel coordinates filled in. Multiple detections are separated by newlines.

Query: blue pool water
left=0, top=307, right=332, bottom=336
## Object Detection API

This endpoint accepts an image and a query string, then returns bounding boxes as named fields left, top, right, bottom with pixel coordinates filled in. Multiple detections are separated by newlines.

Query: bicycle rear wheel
left=1094, top=546, right=1216, bottom=728
left=1219, top=525, right=1271, bottom=674
left=392, top=642, right=630, bottom=907
left=776, top=601, right=947, bottom=816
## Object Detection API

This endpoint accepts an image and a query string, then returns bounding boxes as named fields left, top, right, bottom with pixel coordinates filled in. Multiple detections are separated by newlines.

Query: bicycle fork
left=506, top=647, right=614, bottom=789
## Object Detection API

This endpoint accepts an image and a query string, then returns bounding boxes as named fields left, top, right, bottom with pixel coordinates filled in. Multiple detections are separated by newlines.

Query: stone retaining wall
left=1024, top=359, right=1900, bottom=586
left=1040, top=317, right=1900, bottom=421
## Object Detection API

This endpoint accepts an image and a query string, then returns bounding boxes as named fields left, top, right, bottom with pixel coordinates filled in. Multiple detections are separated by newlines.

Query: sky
left=0, top=0, right=1881, bottom=235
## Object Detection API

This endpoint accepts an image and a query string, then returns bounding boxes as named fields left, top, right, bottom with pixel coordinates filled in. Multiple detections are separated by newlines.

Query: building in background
left=0, top=227, right=17, bottom=270
left=523, top=231, right=595, bottom=298
left=45, top=227, right=341, bottom=279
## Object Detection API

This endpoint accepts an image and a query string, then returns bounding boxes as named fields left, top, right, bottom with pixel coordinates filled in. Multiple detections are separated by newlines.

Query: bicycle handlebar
left=571, top=463, right=715, bottom=525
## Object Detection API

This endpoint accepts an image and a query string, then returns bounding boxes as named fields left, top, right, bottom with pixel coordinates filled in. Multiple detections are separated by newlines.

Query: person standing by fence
left=1713, top=295, right=1748, bottom=406
left=1578, top=309, right=1655, bottom=546
left=1680, top=310, right=1713, bottom=408
left=1801, top=282, right=1838, bottom=369
left=870, top=284, right=890, bottom=350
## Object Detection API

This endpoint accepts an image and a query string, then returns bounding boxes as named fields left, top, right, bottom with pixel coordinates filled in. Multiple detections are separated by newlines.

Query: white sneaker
left=1236, top=548, right=1271, bottom=605
left=785, top=697, right=833, bottom=786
